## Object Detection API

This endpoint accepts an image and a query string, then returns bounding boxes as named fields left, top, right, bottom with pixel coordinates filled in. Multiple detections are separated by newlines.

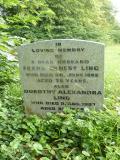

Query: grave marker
left=18, top=39, right=104, bottom=115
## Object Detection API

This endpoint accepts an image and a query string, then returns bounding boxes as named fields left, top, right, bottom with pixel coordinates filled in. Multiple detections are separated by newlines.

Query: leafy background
left=0, top=0, right=120, bottom=159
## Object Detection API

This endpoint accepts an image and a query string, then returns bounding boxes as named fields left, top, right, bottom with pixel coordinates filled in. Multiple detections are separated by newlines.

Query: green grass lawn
left=104, top=44, right=120, bottom=107
left=105, top=44, right=120, bottom=77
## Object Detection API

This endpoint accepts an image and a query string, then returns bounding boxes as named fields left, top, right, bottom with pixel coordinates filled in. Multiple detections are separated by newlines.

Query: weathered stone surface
left=17, top=39, right=104, bottom=115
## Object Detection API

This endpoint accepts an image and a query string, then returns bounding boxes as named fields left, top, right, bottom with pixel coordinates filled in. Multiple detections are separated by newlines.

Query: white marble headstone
left=17, top=39, right=104, bottom=115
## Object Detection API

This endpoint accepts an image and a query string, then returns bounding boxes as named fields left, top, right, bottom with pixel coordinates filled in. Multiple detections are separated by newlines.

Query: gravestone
left=17, top=39, right=104, bottom=115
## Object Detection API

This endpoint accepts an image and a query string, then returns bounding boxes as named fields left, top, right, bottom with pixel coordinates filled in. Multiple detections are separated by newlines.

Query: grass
left=104, top=44, right=120, bottom=109
left=105, top=44, right=120, bottom=77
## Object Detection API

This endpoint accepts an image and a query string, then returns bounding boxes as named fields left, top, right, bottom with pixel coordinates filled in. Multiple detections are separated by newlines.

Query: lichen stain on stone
left=25, top=106, right=33, bottom=115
